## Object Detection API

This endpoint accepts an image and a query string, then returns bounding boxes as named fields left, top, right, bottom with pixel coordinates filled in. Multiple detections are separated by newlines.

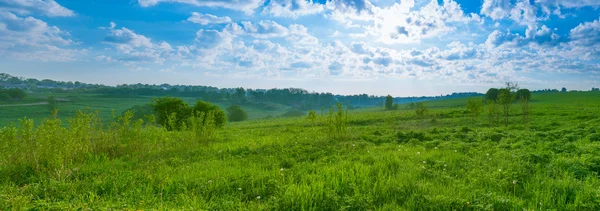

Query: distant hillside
left=1, top=72, right=482, bottom=109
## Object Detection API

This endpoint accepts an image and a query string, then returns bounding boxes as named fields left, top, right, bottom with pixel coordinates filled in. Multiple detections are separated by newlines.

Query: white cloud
left=102, top=22, right=176, bottom=64
left=137, top=0, right=265, bottom=15
left=0, top=0, right=75, bottom=17
left=365, top=0, right=481, bottom=44
left=240, top=20, right=289, bottom=38
left=187, top=12, right=231, bottom=25
left=0, top=11, right=81, bottom=61
left=481, top=0, right=511, bottom=20
left=262, top=0, right=324, bottom=18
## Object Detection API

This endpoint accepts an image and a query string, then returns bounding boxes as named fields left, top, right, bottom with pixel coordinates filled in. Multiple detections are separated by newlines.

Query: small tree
left=306, top=110, right=317, bottom=125
left=385, top=95, right=394, bottom=110
left=561, top=87, right=567, bottom=92
left=497, top=82, right=518, bottom=126
left=517, top=90, right=531, bottom=124
left=486, top=99, right=500, bottom=126
left=466, top=99, right=483, bottom=119
left=415, top=102, right=428, bottom=117
left=227, top=105, right=248, bottom=122
left=47, top=96, right=57, bottom=112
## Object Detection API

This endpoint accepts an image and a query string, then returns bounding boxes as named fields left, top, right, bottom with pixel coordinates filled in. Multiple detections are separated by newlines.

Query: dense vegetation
left=2, top=90, right=600, bottom=210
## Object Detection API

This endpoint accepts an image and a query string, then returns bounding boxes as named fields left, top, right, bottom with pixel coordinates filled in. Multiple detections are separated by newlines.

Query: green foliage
left=47, top=96, right=57, bottom=112
left=0, top=88, right=26, bottom=100
left=516, top=89, right=532, bottom=101
left=281, top=109, right=305, bottom=117
left=152, top=97, right=191, bottom=130
left=466, top=99, right=483, bottom=119
left=122, top=104, right=154, bottom=122
left=306, top=110, right=317, bottom=124
left=227, top=105, right=248, bottom=122
left=484, top=88, right=499, bottom=102
left=326, top=103, right=348, bottom=140
left=193, top=100, right=227, bottom=127
left=385, top=95, right=394, bottom=110
left=0, top=92, right=11, bottom=101
left=498, top=83, right=518, bottom=126
left=415, top=102, right=428, bottom=117
left=486, top=99, right=500, bottom=126
left=2, top=91, right=600, bottom=209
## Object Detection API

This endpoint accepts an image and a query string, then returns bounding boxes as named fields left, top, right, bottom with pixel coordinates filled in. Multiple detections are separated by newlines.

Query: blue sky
left=0, top=0, right=599, bottom=96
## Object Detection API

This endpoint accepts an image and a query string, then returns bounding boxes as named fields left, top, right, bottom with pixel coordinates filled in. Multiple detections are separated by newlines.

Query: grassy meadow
left=1, top=91, right=600, bottom=210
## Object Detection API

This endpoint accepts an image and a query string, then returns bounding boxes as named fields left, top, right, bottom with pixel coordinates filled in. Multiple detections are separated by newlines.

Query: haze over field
left=0, top=0, right=599, bottom=96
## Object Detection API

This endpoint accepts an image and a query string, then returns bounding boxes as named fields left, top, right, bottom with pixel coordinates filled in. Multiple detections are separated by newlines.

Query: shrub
left=227, top=105, right=248, bottom=122
left=0, top=93, right=11, bottom=101
left=415, top=102, right=428, bottom=117
left=326, top=103, right=348, bottom=140
left=306, top=110, right=317, bottom=124
left=152, top=97, right=191, bottom=131
left=193, top=100, right=227, bottom=127
left=122, top=104, right=154, bottom=122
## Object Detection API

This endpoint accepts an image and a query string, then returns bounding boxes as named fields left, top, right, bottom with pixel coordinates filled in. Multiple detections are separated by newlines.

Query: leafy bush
left=227, top=105, right=248, bottom=122
left=193, top=100, right=227, bottom=127
left=326, top=103, right=348, bottom=140
left=0, top=93, right=11, bottom=101
left=152, top=97, right=191, bottom=130
left=122, top=104, right=154, bottom=122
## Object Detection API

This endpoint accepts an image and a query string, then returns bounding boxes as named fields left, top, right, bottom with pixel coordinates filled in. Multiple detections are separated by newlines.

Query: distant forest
left=2, top=73, right=592, bottom=109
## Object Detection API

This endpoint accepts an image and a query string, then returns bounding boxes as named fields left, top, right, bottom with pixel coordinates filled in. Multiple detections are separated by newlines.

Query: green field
left=2, top=91, right=600, bottom=210
left=0, top=93, right=290, bottom=127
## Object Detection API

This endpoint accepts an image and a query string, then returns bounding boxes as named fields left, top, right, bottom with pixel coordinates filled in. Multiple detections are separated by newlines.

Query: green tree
left=466, top=99, right=483, bottom=119
left=5, top=88, right=26, bottom=100
left=0, top=92, right=11, bottom=101
left=385, top=95, right=394, bottom=110
left=561, top=87, right=567, bottom=92
left=152, top=97, right=191, bottom=131
left=307, top=110, right=317, bottom=125
left=47, top=96, right=57, bottom=112
left=192, top=100, right=227, bottom=127
left=415, top=102, right=428, bottom=117
left=486, top=99, right=500, bottom=126
left=227, top=105, right=248, bottom=122
left=484, top=88, right=499, bottom=102
left=498, top=82, right=518, bottom=126
left=516, top=89, right=531, bottom=101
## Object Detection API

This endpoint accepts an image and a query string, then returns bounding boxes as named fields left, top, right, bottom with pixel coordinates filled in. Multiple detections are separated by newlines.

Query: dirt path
left=0, top=102, right=49, bottom=107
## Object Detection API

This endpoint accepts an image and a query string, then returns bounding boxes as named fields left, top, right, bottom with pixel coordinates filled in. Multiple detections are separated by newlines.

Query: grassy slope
left=2, top=92, right=600, bottom=210
left=0, top=93, right=289, bottom=127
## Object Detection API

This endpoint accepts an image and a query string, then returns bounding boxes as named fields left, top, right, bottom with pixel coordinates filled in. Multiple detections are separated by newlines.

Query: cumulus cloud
left=0, top=0, right=75, bottom=17
left=137, top=0, right=265, bottom=15
left=0, top=11, right=82, bottom=61
left=262, top=0, right=324, bottom=18
left=364, top=0, right=482, bottom=44
left=240, top=20, right=289, bottom=38
left=187, top=12, right=231, bottom=25
left=102, top=22, right=176, bottom=64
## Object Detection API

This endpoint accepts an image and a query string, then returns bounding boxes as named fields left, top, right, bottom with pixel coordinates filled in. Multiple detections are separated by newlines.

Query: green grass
left=1, top=91, right=600, bottom=210
left=0, top=93, right=289, bottom=127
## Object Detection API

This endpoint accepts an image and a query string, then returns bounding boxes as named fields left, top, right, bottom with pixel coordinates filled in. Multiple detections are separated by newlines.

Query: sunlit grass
left=1, top=91, right=600, bottom=210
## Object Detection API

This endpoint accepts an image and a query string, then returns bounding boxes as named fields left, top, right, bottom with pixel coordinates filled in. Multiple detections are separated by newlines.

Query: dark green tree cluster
left=482, top=83, right=531, bottom=126
left=151, top=97, right=226, bottom=131
left=384, top=95, right=400, bottom=110
left=226, top=105, right=248, bottom=122
left=0, top=87, right=27, bottom=101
